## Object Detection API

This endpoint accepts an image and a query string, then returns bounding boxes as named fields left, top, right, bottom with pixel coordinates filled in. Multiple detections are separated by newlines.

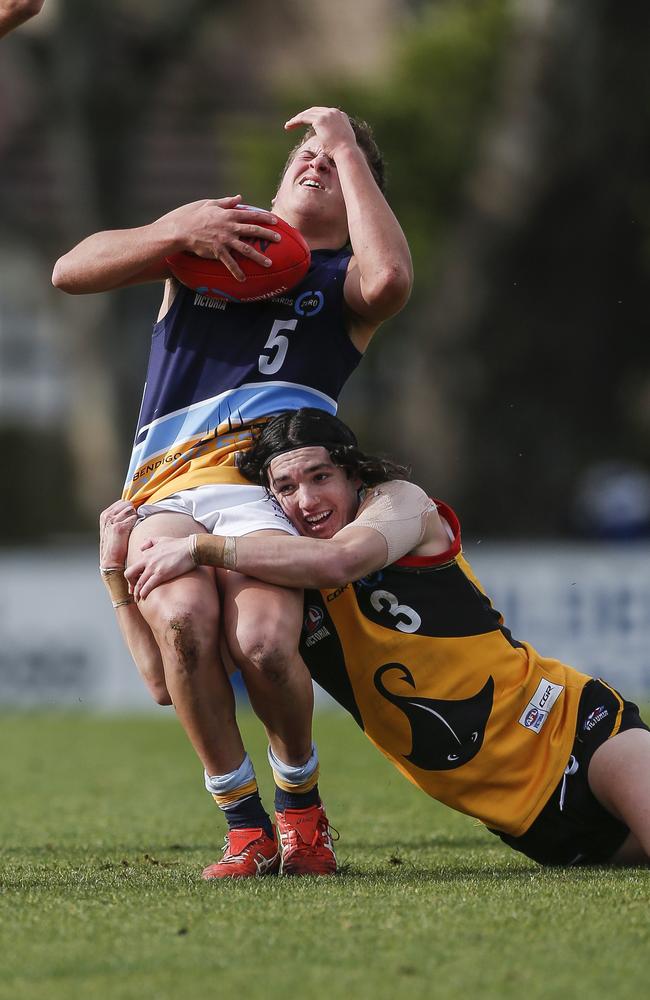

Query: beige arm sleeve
left=350, top=480, right=435, bottom=566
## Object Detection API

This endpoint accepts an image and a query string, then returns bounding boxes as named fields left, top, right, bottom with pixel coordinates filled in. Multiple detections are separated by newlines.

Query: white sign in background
left=466, top=542, right=650, bottom=699
left=0, top=544, right=649, bottom=707
left=0, top=551, right=153, bottom=709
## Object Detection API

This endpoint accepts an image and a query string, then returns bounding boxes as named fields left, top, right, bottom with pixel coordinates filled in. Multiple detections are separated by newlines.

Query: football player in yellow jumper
left=120, top=409, right=650, bottom=867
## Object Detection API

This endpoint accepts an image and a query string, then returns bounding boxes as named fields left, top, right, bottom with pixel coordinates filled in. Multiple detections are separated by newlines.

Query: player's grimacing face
left=273, top=139, right=347, bottom=228
left=268, top=446, right=361, bottom=539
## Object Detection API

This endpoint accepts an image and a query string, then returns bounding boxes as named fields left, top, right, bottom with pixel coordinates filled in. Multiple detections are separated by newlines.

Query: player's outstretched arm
left=99, top=502, right=171, bottom=705
left=127, top=481, right=448, bottom=599
left=285, top=107, right=413, bottom=344
left=127, top=483, right=449, bottom=600
left=127, top=525, right=389, bottom=601
left=0, top=0, right=44, bottom=39
left=52, top=197, right=281, bottom=294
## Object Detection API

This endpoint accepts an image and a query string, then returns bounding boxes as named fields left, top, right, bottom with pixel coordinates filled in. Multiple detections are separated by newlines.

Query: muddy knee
left=149, top=606, right=216, bottom=678
left=239, top=637, right=298, bottom=686
left=163, top=611, right=203, bottom=676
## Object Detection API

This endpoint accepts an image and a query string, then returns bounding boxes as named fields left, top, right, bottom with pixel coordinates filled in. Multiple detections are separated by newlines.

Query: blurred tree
left=235, top=0, right=650, bottom=537
left=464, top=0, right=650, bottom=535
left=0, top=0, right=266, bottom=537
left=1, top=0, right=648, bottom=541
left=234, top=0, right=513, bottom=499
left=0, top=0, right=414, bottom=540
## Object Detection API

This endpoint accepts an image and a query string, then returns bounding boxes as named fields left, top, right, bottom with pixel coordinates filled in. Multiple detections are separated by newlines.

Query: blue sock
left=205, top=754, right=273, bottom=838
left=275, top=784, right=321, bottom=812
left=268, top=744, right=321, bottom=812
left=225, top=793, right=274, bottom=838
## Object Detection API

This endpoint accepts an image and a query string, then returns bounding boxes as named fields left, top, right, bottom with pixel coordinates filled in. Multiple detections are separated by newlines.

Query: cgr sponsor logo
left=539, top=685, right=554, bottom=708
left=518, top=678, right=563, bottom=733
left=530, top=678, right=564, bottom=713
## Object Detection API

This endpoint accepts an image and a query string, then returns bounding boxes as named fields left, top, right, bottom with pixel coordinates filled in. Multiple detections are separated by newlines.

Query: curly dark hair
left=279, top=117, right=386, bottom=194
left=238, top=409, right=410, bottom=488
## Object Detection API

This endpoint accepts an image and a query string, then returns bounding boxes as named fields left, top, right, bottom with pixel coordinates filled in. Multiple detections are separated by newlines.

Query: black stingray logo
left=373, top=664, right=494, bottom=771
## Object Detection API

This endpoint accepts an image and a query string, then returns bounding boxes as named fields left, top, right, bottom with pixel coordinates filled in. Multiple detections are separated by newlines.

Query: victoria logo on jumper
left=302, top=605, right=331, bottom=648
left=584, top=705, right=609, bottom=732
left=373, top=664, right=494, bottom=771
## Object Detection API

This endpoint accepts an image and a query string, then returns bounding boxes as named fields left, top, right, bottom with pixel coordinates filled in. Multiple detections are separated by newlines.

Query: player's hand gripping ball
left=166, top=210, right=310, bottom=303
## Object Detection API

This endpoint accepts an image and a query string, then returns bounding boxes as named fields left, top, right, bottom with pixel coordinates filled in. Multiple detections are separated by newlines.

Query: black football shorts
left=490, top=678, right=649, bottom=866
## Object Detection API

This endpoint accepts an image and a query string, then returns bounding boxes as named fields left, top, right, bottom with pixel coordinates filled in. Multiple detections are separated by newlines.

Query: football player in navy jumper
left=56, top=108, right=412, bottom=878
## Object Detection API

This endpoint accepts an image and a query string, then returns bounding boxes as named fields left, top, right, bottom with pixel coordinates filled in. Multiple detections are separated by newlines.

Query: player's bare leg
left=221, top=548, right=337, bottom=875
left=129, top=511, right=245, bottom=776
left=588, top=728, right=650, bottom=865
left=130, top=512, right=280, bottom=878
left=103, top=507, right=278, bottom=877
left=220, top=563, right=312, bottom=767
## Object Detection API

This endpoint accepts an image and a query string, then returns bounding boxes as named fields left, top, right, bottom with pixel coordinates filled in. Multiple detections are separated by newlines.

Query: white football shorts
left=136, top=484, right=298, bottom=537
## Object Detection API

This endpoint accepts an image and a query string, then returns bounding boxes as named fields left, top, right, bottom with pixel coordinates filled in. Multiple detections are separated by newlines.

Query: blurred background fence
left=1, top=1, right=648, bottom=697
left=2, top=543, right=649, bottom=707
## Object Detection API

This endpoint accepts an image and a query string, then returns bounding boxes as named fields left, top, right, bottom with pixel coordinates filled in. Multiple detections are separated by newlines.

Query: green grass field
left=1, top=710, right=648, bottom=1000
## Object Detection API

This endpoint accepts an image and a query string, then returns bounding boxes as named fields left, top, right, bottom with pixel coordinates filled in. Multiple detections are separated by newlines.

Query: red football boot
left=201, top=827, right=280, bottom=879
left=275, top=803, right=337, bottom=876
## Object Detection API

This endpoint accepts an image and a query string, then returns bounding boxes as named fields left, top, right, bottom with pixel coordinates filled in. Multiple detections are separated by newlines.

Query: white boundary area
left=467, top=542, right=650, bottom=700
left=0, top=543, right=649, bottom=708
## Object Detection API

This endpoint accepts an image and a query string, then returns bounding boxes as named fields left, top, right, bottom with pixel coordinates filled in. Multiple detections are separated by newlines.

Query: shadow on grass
left=354, top=835, right=490, bottom=851
left=332, top=861, right=637, bottom=885
left=335, top=860, right=537, bottom=881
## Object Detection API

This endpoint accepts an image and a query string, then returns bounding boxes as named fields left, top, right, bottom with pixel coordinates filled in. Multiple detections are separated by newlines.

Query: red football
left=165, top=210, right=311, bottom=303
